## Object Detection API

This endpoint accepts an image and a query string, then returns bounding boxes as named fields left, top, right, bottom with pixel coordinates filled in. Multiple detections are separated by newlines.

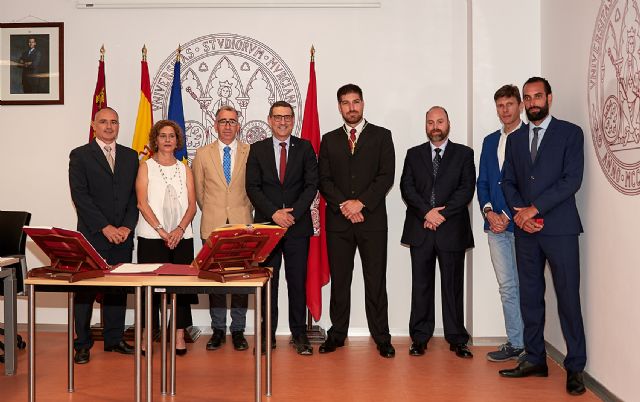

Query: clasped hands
left=102, top=225, right=131, bottom=245
left=158, top=227, right=184, bottom=250
left=486, top=211, right=510, bottom=234
left=340, top=199, right=365, bottom=224
left=513, top=205, right=543, bottom=233
left=423, top=206, right=445, bottom=231
left=272, top=208, right=296, bottom=228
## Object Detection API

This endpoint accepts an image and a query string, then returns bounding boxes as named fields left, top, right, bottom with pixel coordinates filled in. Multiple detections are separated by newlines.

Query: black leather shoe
left=450, top=343, right=473, bottom=358
left=231, top=331, right=249, bottom=351
left=292, top=334, right=313, bottom=356
left=318, top=337, right=344, bottom=354
left=74, top=348, right=90, bottom=364
left=409, top=341, right=427, bottom=356
left=377, top=341, right=395, bottom=358
left=206, top=329, right=225, bottom=351
left=104, top=340, right=134, bottom=355
left=499, top=360, right=549, bottom=378
left=566, top=371, right=586, bottom=395
left=176, top=348, right=187, bottom=356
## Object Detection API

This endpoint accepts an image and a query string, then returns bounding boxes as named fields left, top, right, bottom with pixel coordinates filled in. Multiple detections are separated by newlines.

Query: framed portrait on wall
left=0, top=22, right=64, bottom=105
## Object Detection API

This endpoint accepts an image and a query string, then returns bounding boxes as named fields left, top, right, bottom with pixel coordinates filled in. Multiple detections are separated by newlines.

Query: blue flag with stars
left=168, top=57, right=188, bottom=163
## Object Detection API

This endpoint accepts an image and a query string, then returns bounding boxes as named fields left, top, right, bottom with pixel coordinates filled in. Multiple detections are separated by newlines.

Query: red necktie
left=279, top=142, right=287, bottom=184
left=349, top=128, right=357, bottom=154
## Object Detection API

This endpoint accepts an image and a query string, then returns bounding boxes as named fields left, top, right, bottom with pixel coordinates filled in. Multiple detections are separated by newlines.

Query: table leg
left=28, top=284, right=35, bottom=402
left=67, top=292, right=74, bottom=392
left=255, top=286, right=262, bottom=402
left=266, top=277, right=272, bottom=396
left=146, top=286, right=153, bottom=402
left=3, top=268, right=17, bottom=375
left=135, top=287, right=142, bottom=402
left=169, top=294, right=177, bottom=396
left=160, top=292, right=167, bottom=395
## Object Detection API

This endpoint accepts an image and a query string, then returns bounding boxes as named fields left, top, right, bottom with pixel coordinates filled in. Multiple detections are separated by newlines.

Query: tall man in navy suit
left=477, top=85, right=525, bottom=362
left=246, top=100, right=318, bottom=355
left=69, top=107, right=139, bottom=364
left=318, top=84, right=396, bottom=358
left=499, top=77, right=587, bottom=396
left=400, top=106, right=475, bottom=359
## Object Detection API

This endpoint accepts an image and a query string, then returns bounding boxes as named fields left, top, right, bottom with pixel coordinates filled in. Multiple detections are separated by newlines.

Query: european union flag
left=168, top=57, right=187, bottom=163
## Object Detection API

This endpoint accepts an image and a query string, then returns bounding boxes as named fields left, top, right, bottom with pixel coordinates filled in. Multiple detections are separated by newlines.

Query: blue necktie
left=223, top=146, right=231, bottom=185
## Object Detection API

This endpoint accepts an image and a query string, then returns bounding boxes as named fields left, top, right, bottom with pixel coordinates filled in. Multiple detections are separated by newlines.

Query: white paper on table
left=110, top=263, right=163, bottom=274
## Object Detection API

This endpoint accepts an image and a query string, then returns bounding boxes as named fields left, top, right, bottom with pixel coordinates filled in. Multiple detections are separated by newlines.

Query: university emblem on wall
left=589, top=0, right=640, bottom=194
left=151, top=33, right=302, bottom=163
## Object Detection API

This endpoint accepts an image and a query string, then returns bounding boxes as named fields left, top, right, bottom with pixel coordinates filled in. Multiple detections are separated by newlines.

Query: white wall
left=1, top=1, right=540, bottom=342
left=540, top=1, right=640, bottom=400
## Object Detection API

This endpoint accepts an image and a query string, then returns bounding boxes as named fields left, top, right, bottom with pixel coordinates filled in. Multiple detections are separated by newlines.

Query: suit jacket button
left=530, top=176, right=535, bottom=180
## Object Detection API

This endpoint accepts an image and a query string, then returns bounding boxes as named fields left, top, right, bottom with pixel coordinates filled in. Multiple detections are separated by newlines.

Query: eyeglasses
left=271, top=114, right=293, bottom=122
left=217, top=119, right=239, bottom=127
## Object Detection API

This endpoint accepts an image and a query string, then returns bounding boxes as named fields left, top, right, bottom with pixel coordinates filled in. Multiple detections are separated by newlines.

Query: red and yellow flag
left=131, top=46, right=154, bottom=160
left=89, top=45, right=107, bottom=142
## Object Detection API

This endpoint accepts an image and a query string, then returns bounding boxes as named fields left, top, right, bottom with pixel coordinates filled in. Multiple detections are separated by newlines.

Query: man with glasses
left=245, top=101, right=319, bottom=355
left=192, top=106, right=253, bottom=352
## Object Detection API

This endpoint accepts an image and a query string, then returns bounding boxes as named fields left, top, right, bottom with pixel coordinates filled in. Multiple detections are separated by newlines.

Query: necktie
left=349, top=128, right=357, bottom=154
left=430, top=148, right=442, bottom=207
left=104, top=145, right=114, bottom=172
left=223, top=146, right=232, bottom=185
left=531, top=127, right=541, bottom=162
left=279, top=142, right=287, bottom=184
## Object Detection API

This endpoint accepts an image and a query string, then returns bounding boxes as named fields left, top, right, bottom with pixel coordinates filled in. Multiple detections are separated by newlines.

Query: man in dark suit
left=245, top=100, right=318, bottom=355
left=69, top=107, right=139, bottom=364
left=318, top=84, right=396, bottom=358
left=18, top=37, right=42, bottom=93
left=499, top=77, right=587, bottom=396
left=400, top=106, right=475, bottom=359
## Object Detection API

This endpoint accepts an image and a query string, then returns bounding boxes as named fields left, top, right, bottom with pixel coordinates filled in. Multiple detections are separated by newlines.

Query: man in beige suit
left=192, top=105, right=253, bottom=351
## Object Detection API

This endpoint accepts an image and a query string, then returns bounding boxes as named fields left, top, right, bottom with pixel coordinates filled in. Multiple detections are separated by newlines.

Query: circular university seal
left=151, top=33, right=302, bottom=164
left=588, top=0, right=640, bottom=195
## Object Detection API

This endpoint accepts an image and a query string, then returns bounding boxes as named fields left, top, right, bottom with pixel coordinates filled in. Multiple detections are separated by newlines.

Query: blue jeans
left=487, top=230, right=524, bottom=349
left=209, top=293, right=247, bottom=333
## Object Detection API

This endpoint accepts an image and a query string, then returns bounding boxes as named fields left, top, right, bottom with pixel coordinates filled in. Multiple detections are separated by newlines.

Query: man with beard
left=400, top=106, right=475, bottom=358
left=499, top=77, right=586, bottom=396
left=318, top=84, right=396, bottom=358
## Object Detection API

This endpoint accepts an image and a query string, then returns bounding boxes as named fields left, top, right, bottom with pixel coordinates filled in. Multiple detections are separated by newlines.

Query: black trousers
left=326, top=227, right=391, bottom=345
left=137, top=237, right=196, bottom=329
left=408, top=235, right=469, bottom=345
left=261, top=235, right=309, bottom=337
left=74, top=243, right=132, bottom=350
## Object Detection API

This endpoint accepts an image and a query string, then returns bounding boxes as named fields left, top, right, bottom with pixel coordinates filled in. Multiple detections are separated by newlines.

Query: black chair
left=0, top=210, right=31, bottom=358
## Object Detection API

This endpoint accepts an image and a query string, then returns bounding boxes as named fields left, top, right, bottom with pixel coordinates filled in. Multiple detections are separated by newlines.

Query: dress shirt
left=218, top=139, right=238, bottom=176
left=94, top=137, right=116, bottom=161
left=430, top=138, right=449, bottom=160
left=272, top=136, right=291, bottom=178
left=498, top=121, right=523, bottom=170
left=528, top=114, right=552, bottom=153
left=343, top=118, right=367, bottom=143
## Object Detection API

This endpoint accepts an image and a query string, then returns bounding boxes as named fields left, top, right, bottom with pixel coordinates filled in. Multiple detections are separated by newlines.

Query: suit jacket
left=400, top=140, right=475, bottom=251
left=192, top=140, right=253, bottom=239
left=501, top=117, right=584, bottom=237
left=245, top=136, right=318, bottom=238
left=68, top=140, right=139, bottom=252
left=476, top=130, right=514, bottom=232
left=318, top=122, right=395, bottom=232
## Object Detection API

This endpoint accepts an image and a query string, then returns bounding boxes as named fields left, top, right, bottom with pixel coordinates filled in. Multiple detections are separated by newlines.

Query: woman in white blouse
left=136, top=120, right=197, bottom=355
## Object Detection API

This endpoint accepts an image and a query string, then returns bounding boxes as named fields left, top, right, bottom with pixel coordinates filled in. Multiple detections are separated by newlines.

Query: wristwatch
left=154, top=224, right=163, bottom=231
left=482, top=206, right=493, bottom=218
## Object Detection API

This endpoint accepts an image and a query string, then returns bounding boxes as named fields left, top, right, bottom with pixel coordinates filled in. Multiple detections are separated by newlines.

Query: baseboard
left=545, top=342, right=622, bottom=402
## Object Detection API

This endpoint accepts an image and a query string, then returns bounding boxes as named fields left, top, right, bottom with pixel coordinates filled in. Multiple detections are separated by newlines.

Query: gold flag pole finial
left=310, top=45, right=315, bottom=62
left=142, top=44, right=147, bottom=62
left=100, top=44, right=105, bottom=62
left=176, top=44, right=182, bottom=62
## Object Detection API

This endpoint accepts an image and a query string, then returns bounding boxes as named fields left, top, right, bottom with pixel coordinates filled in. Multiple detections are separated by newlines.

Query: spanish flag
left=89, top=46, right=107, bottom=142
left=131, top=46, right=153, bottom=160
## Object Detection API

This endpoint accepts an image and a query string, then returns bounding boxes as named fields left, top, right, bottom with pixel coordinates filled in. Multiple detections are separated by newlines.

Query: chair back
left=0, top=211, right=32, bottom=295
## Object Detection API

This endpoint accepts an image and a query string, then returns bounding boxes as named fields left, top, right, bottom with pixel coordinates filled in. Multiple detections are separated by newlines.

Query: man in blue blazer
left=69, top=107, right=139, bottom=364
left=245, top=100, right=319, bottom=355
left=400, top=106, right=475, bottom=359
left=477, top=85, right=525, bottom=362
left=499, top=77, right=586, bottom=396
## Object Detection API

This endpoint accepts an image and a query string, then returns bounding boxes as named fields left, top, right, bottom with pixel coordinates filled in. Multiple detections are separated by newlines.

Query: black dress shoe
left=74, top=348, right=90, bottom=364
left=206, top=329, right=226, bottom=351
left=409, top=341, right=427, bottom=356
left=566, top=371, right=586, bottom=395
left=231, top=331, right=249, bottom=351
left=175, top=348, right=187, bottom=356
left=377, top=341, right=395, bottom=358
left=292, top=334, right=313, bottom=356
left=318, top=337, right=344, bottom=354
left=104, top=340, right=134, bottom=355
left=499, top=360, right=549, bottom=378
left=450, top=343, right=473, bottom=358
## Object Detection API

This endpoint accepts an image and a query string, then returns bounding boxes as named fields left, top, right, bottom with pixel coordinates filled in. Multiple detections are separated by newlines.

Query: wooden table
left=0, top=257, right=19, bottom=375
left=25, top=274, right=271, bottom=402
